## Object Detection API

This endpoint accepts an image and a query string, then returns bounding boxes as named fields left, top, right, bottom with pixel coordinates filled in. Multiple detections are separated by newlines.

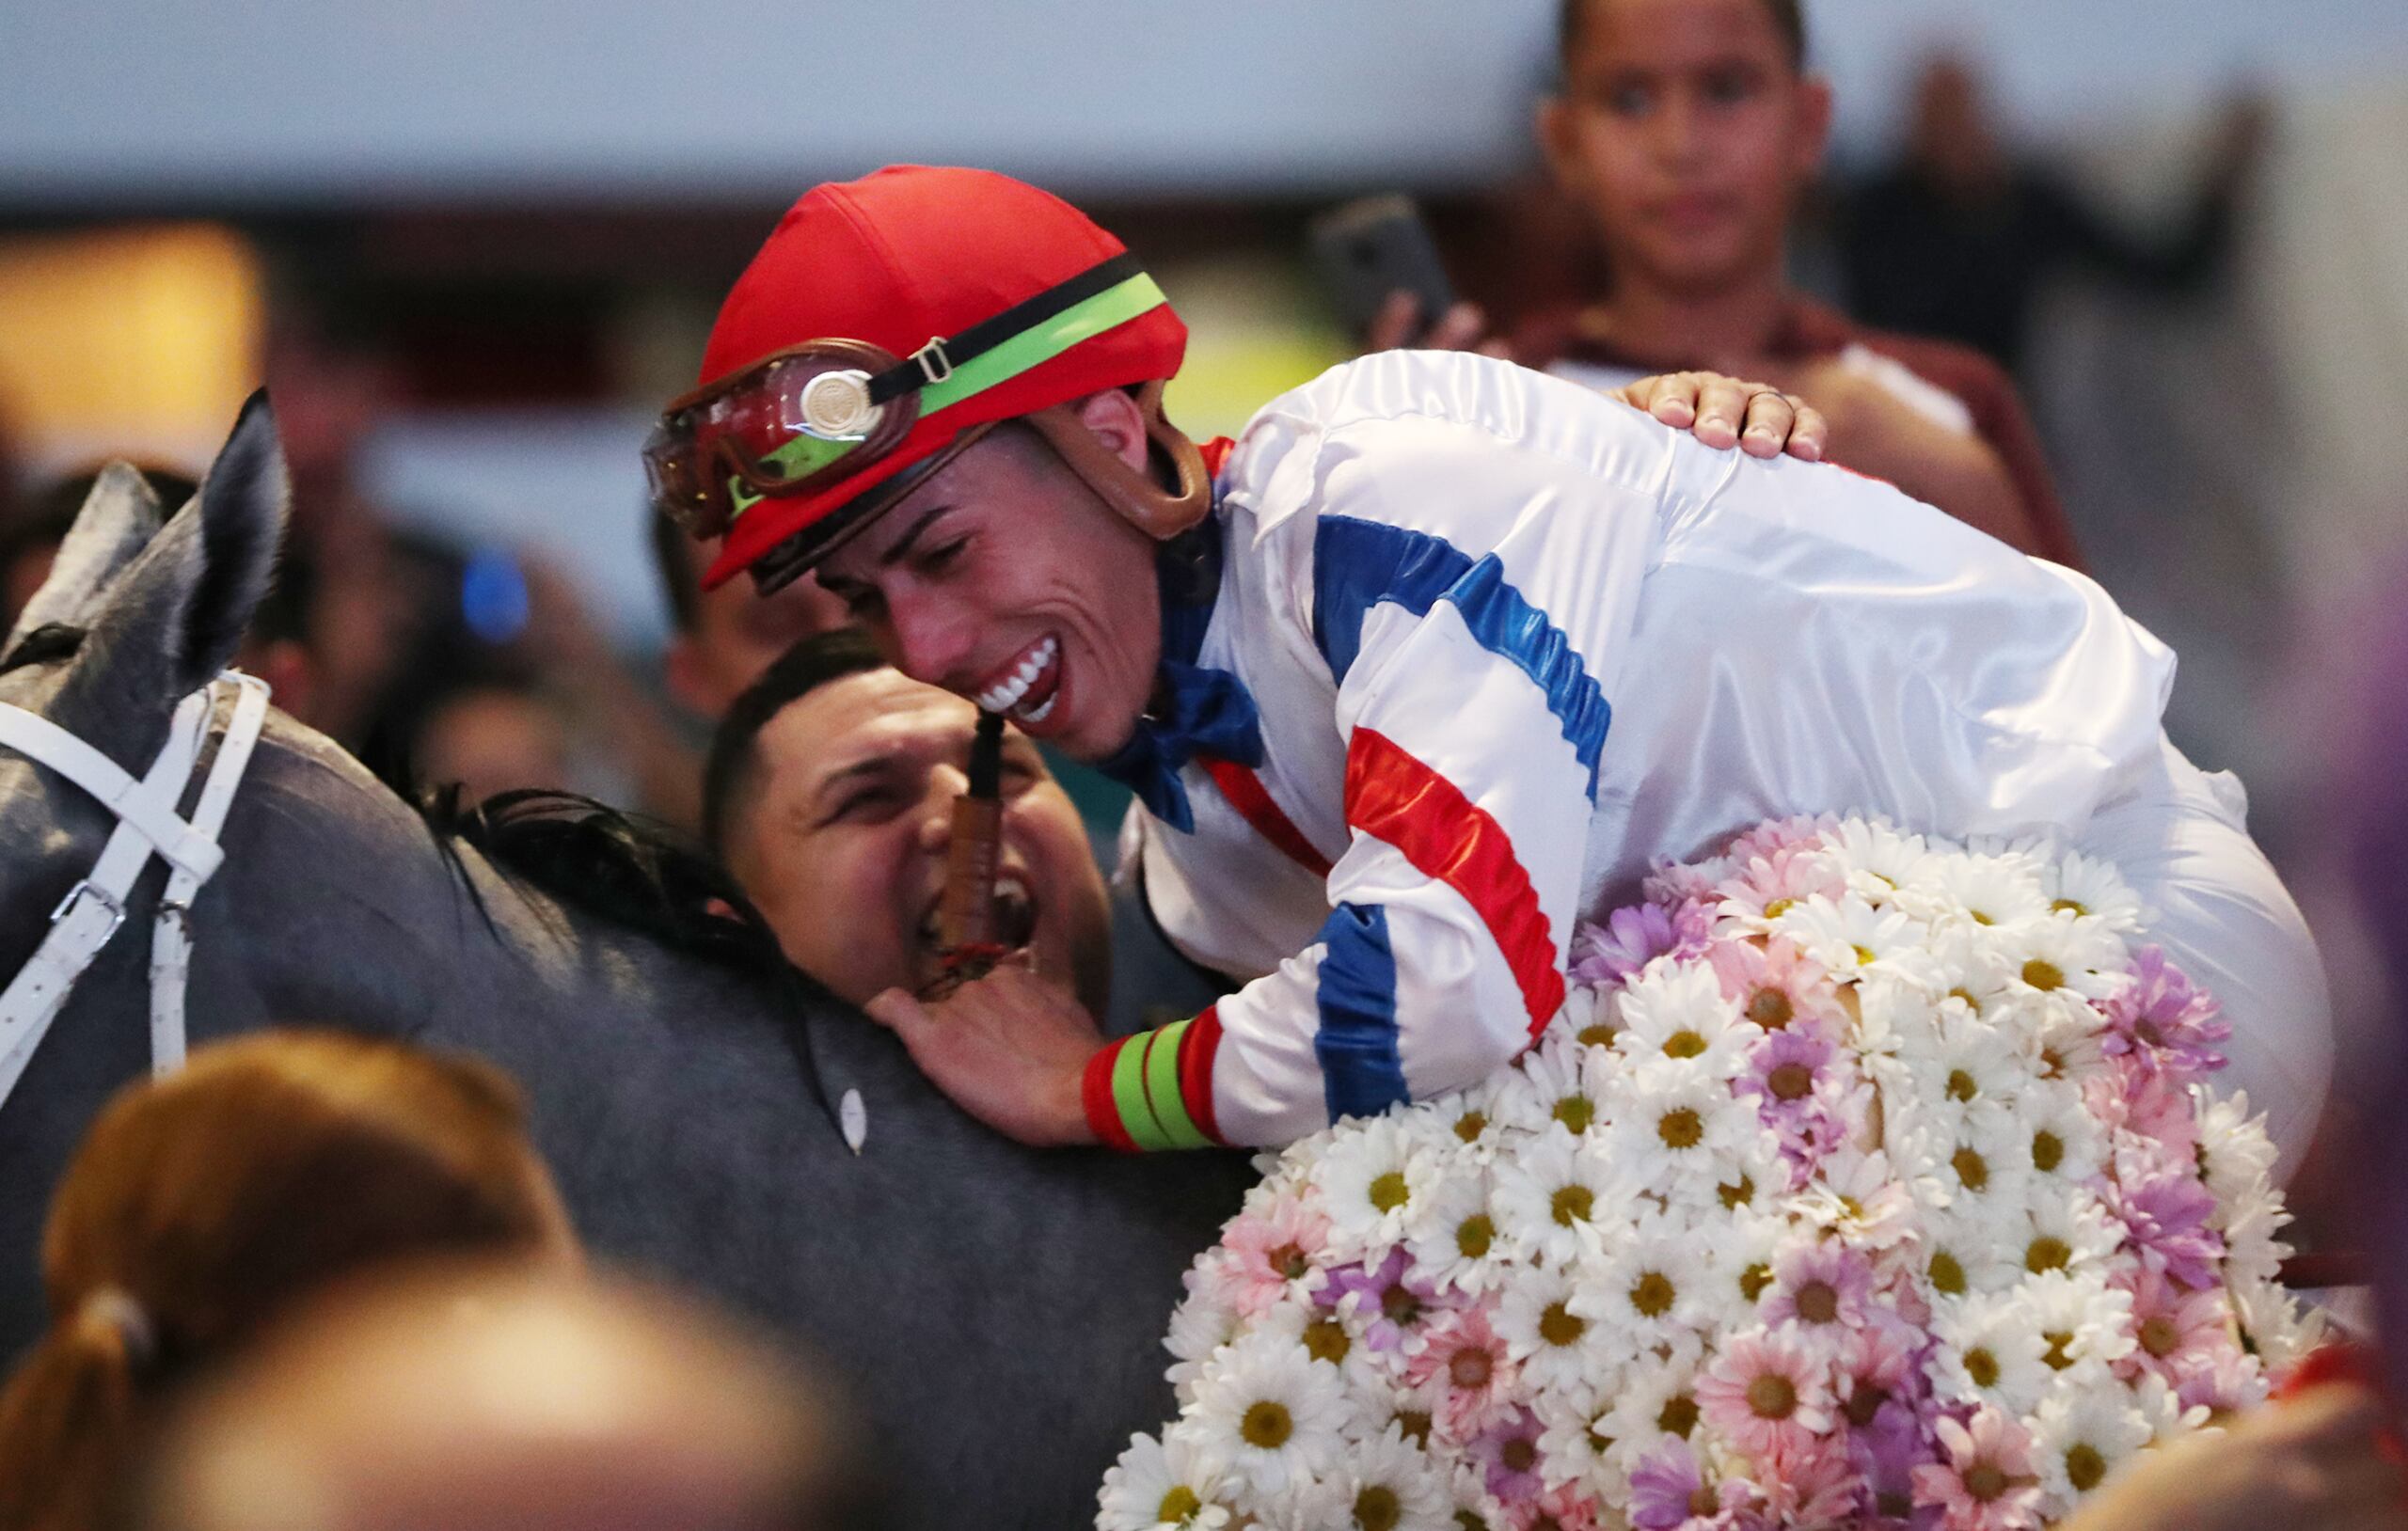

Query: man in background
left=1381, top=0, right=2083, bottom=565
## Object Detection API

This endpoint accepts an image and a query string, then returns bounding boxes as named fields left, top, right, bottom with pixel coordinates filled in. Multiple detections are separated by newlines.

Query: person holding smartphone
left=1367, top=0, right=2082, bottom=568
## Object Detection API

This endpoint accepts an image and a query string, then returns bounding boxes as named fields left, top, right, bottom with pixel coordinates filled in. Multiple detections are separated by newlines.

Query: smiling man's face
left=721, top=666, right=1112, bottom=1015
left=813, top=419, right=1163, bottom=764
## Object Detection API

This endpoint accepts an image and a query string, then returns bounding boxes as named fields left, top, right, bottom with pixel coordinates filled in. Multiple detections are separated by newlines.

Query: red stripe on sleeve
left=1200, top=756, right=1334, bottom=877
left=1343, top=728, right=1566, bottom=1034
left=1082, top=1040, right=1139, bottom=1153
left=1177, top=1004, right=1228, bottom=1145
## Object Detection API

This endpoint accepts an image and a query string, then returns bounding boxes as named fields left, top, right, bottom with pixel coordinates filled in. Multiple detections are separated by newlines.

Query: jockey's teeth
left=976, top=637, right=1058, bottom=714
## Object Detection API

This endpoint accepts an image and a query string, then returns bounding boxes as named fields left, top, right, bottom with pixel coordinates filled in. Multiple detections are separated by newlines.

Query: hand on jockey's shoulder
left=865, top=955, right=1102, bottom=1147
left=1366, top=291, right=1515, bottom=359
left=1610, top=371, right=1831, bottom=464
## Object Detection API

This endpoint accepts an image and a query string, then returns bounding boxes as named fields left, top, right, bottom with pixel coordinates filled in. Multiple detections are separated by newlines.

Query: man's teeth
left=975, top=636, right=1059, bottom=714
left=1020, top=691, right=1058, bottom=723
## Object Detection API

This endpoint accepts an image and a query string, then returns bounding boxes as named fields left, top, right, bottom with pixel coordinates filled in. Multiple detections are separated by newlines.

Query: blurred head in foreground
left=137, top=1265, right=872, bottom=1531
left=0, top=1032, right=576, bottom=1531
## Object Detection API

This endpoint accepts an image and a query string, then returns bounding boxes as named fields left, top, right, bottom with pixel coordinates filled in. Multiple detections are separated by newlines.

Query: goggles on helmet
left=644, top=250, right=1166, bottom=543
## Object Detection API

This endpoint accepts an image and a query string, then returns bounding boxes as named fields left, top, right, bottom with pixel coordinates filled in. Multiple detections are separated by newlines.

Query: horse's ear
left=60, top=394, right=287, bottom=716
left=5, top=463, right=167, bottom=648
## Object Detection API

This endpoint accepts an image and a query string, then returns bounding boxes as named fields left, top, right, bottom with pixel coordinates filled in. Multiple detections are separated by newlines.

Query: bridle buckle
left=49, top=879, right=125, bottom=941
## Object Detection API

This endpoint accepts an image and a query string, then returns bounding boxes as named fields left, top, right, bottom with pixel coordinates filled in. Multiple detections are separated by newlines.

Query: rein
left=0, top=672, right=270, bottom=1108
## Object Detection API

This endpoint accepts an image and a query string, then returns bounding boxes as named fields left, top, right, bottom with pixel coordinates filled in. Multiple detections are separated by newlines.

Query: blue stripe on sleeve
left=1310, top=514, right=1612, bottom=794
left=1313, top=902, right=1411, bottom=1122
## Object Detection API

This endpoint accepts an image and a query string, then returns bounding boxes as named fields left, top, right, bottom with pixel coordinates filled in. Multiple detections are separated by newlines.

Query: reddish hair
left=0, top=1032, right=563, bottom=1531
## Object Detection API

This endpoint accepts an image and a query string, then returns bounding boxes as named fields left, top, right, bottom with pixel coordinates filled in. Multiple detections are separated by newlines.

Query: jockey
left=650, top=166, right=2331, bottom=1170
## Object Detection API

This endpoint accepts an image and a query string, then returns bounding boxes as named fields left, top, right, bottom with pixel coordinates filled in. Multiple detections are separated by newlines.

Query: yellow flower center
left=1241, top=1399, right=1292, bottom=1449
left=1370, top=1171, right=1410, bottom=1212
left=1930, top=1251, right=1967, bottom=1296
left=1794, top=1279, right=1842, bottom=1324
left=1719, top=1176, right=1755, bottom=1210
left=2052, top=898, right=2089, bottom=917
left=1853, top=944, right=1877, bottom=965
left=1763, top=898, right=1795, bottom=919
left=1740, top=1261, right=1774, bottom=1302
left=1846, top=1382, right=1887, bottom=1428
left=1953, top=1146, right=1989, bottom=1191
left=1630, top=1271, right=1676, bottom=1318
left=1947, top=1068, right=1978, bottom=1102
left=1658, top=1107, right=1705, bottom=1149
left=1303, top=1318, right=1351, bottom=1365
left=1539, top=1302, right=1586, bottom=1348
left=1658, top=1394, right=1700, bottom=1437
left=1269, top=1242, right=1309, bottom=1281
left=1354, top=1485, right=1402, bottom=1531
left=1971, top=909, right=1994, bottom=926
left=2022, top=959, right=2065, bottom=991
left=2067, top=1444, right=2107, bottom=1492
left=1554, top=1096, right=1594, bottom=1134
left=1949, top=986, right=1983, bottom=1013
left=1456, top=1214, right=1495, bottom=1260
left=1748, top=987, right=1795, bottom=1029
left=1664, top=1029, right=1708, bottom=1059
left=1965, top=1464, right=2010, bottom=1503
left=1768, top=1063, right=1814, bottom=1101
left=2138, top=1316, right=2181, bottom=1359
left=1965, top=1347, right=2001, bottom=1388
left=1158, top=1486, right=1204, bottom=1524
left=1577, top=1023, right=1618, bottom=1048
left=2033, top=1131, right=2065, bottom=1173
left=1454, top=1111, right=1488, bottom=1144
left=1747, top=1373, right=1798, bottom=1420
left=1551, top=1185, right=1594, bottom=1227
left=1397, top=1410, right=1434, bottom=1447
left=2026, top=1237, right=2072, bottom=1274
left=2043, top=1332, right=2076, bottom=1371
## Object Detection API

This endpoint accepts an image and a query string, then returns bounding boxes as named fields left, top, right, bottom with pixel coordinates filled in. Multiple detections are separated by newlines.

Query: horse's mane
left=419, top=786, right=822, bottom=993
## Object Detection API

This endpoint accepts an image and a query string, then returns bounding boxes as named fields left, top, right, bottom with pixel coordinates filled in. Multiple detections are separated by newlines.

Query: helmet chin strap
left=1022, top=380, right=1213, bottom=542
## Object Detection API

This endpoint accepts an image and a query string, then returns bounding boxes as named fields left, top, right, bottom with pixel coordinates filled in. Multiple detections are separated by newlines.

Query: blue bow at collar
left=1094, top=523, right=1260, bottom=832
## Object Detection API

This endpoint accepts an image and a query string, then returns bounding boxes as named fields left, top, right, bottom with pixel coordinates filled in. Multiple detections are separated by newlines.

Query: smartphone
left=1308, top=196, right=1460, bottom=346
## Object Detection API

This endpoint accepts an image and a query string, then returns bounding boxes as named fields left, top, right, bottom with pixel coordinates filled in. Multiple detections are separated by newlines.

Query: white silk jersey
left=1117, top=350, right=2330, bottom=1164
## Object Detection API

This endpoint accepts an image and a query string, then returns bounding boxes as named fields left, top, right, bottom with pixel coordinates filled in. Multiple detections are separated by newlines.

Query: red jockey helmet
left=657, top=166, right=1203, bottom=592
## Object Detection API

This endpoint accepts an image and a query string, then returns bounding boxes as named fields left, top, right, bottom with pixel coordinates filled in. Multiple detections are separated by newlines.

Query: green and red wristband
left=1082, top=1005, right=1227, bottom=1152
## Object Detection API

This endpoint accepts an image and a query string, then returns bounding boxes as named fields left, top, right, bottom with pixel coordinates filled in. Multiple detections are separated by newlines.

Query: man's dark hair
left=1558, top=0, right=1807, bottom=71
left=701, top=628, right=887, bottom=856
left=648, top=508, right=702, bottom=636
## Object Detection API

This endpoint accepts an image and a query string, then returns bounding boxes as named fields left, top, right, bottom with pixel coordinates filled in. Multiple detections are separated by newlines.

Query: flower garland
left=1101, top=815, right=2314, bottom=1531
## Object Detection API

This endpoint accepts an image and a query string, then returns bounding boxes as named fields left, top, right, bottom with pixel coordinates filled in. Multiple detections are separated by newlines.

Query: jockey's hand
left=865, top=958, right=1101, bottom=1147
left=1366, top=292, right=1515, bottom=359
left=2056, top=1381, right=2407, bottom=1531
left=1613, top=371, right=1828, bottom=463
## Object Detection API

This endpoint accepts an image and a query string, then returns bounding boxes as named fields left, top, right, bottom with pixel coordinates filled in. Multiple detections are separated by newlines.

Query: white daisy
left=1903, top=845, right=2052, bottom=931
left=1592, top=1350, right=1707, bottom=1493
left=1994, top=912, right=2132, bottom=1004
left=1293, top=1419, right=1452, bottom=1531
left=1916, top=1205, right=2026, bottom=1300
left=1932, top=1107, right=2034, bottom=1220
left=1099, top=1428, right=1236, bottom=1531
left=1611, top=958, right=1751, bottom=1081
left=2219, top=1184, right=2294, bottom=1291
left=1794, top=1144, right=1930, bottom=1251
left=2039, top=848, right=2147, bottom=932
left=2196, top=1090, right=2280, bottom=1216
left=1492, top=1262, right=1620, bottom=1397
left=1695, top=1206, right=1789, bottom=1326
left=1184, top=1326, right=1353, bottom=1502
left=1515, top=1029, right=1608, bottom=1140
left=1824, top=816, right=1936, bottom=904
left=1492, top=1131, right=1627, bottom=1268
left=2031, top=1385, right=2157, bottom=1515
left=2019, top=1268, right=2138, bottom=1383
left=2232, top=1272, right=2324, bottom=1372
left=1778, top=893, right=1944, bottom=990
left=1575, top=1208, right=1718, bottom=1356
left=1402, top=1172, right=1509, bottom=1298
left=1312, top=1116, right=1439, bottom=1260
left=2020, top=1079, right=2109, bottom=1187
left=2008, top=1186, right=2127, bottom=1280
left=1165, top=1286, right=1251, bottom=1394
left=1601, top=1068, right=1760, bottom=1200
left=1555, top=984, right=1621, bottom=1053
left=1530, top=1376, right=1616, bottom=1492
left=1428, top=1072, right=1516, bottom=1166
left=1929, top=1288, right=2054, bottom=1415
left=1445, top=1461, right=1511, bottom=1531
left=1257, top=1295, right=1400, bottom=1418
left=1924, top=923, right=2020, bottom=1022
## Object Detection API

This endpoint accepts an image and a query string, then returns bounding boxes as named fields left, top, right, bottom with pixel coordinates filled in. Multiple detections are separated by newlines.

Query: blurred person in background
left=138, top=1265, right=879, bottom=1531
left=1838, top=54, right=2265, bottom=382
left=652, top=514, right=851, bottom=724
left=410, top=675, right=580, bottom=806
left=1380, top=0, right=2083, bottom=565
left=702, top=630, right=1126, bottom=1027
left=0, top=1032, right=577, bottom=1531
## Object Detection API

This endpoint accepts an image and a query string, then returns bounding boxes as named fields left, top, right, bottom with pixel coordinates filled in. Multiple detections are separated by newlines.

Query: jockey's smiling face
left=814, top=393, right=1164, bottom=764
left=723, top=666, right=1112, bottom=1015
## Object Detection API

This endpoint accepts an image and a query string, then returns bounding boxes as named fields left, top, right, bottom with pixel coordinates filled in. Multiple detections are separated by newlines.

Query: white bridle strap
left=149, top=673, right=270, bottom=1074
left=0, top=674, right=269, bottom=1109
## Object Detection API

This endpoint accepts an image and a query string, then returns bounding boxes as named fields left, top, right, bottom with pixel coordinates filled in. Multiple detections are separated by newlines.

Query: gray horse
left=0, top=400, right=1253, bottom=1529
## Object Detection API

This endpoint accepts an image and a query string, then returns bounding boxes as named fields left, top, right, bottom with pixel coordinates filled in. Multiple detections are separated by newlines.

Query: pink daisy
left=1646, top=855, right=1724, bottom=908
left=1912, top=1408, right=2043, bottom=1531
left=1719, top=846, right=1846, bottom=924
left=1837, top=1318, right=1924, bottom=1427
left=1319, top=1246, right=1455, bottom=1353
left=1570, top=901, right=1714, bottom=986
left=1761, top=1239, right=1881, bottom=1334
left=1473, top=1407, right=1549, bottom=1505
left=1709, top=936, right=1843, bottom=1037
left=1724, top=814, right=1838, bottom=866
left=1755, top=1430, right=1865, bottom=1527
left=1510, top=1482, right=1604, bottom=1531
left=2115, top=1266, right=2238, bottom=1389
left=1206, top=1192, right=1331, bottom=1318
left=1403, top=1304, right=1524, bottom=1442
left=1696, top=1325, right=1839, bottom=1460
left=2109, top=1160, right=2225, bottom=1292
left=2099, top=946, right=2230, bottom=1081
